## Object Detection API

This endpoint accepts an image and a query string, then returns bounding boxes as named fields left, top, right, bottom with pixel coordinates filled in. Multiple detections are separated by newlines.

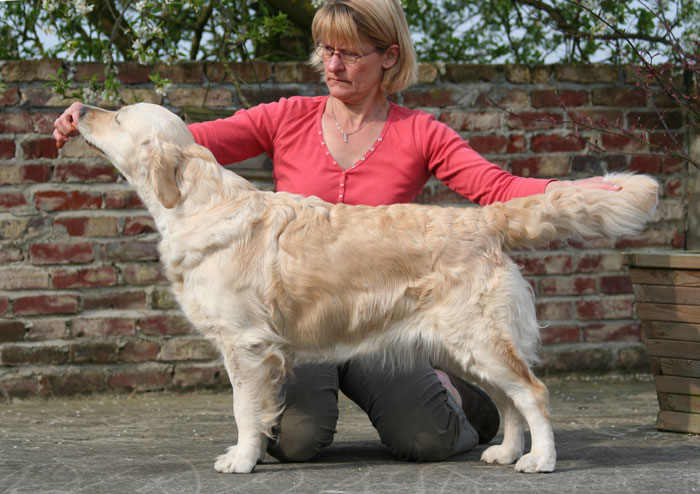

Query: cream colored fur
left=77, top=103, right=659, bottom=474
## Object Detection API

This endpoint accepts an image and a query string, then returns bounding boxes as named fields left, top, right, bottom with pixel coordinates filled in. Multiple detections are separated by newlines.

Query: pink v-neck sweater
left=188, top=95, right=553, bottom=207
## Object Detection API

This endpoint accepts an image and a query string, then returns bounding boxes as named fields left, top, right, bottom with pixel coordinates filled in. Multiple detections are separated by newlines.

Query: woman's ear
left=382, top=45, right=400, bottom=69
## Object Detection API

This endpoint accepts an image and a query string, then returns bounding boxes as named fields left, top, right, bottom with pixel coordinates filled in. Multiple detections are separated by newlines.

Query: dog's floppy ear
left=142, top=138, right=181, bottom=209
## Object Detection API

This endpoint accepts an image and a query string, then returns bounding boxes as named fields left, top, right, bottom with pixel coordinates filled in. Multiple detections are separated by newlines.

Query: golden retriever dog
left=75, top=103, right=658, bottom=474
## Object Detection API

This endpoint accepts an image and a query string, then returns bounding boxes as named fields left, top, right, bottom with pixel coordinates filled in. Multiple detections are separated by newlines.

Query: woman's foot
left=434, top=369, right=500, bottom=444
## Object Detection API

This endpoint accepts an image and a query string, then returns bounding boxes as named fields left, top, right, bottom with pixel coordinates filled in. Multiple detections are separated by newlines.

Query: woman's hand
left=546, top=176, right=622, bottom=193
left=52, top=102, right=85, bottom=148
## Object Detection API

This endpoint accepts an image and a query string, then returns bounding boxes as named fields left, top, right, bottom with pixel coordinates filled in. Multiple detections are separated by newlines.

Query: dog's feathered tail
left=483, top=173, right=659, bottom=250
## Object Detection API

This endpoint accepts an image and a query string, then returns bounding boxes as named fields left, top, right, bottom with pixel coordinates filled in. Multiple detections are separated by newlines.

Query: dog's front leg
left=214, top=342, right=285, bottom=474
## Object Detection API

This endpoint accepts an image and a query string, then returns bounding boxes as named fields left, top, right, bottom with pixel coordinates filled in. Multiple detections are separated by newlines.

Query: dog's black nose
left=79, top=105, right=88, bottom=119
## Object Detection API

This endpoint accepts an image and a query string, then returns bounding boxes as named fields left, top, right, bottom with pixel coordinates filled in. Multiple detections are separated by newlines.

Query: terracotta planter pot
left=625, top=251, right=700, bottom=434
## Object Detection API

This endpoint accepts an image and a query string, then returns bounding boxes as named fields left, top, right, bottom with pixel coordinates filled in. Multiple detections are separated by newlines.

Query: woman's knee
left=381, top=425, right=456, bottom=462
left=268, top=419, right=335, bottom=462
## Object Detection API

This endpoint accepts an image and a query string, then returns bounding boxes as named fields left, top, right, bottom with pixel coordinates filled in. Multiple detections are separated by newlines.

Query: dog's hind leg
left=214, top=333, right=287, bottom=474
left=476, top=385, right=525, bottom=465
left=479, top=357, right=555, bottom=473
left=446, top=342, right=555, bottom=473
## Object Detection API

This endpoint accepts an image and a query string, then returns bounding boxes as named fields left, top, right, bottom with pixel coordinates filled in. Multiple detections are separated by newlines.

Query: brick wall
left=0, top=59, right=689, bottom=398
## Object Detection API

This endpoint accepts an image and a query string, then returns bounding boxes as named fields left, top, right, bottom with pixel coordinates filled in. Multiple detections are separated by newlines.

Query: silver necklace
left=330, top=96, right=388, bottom=143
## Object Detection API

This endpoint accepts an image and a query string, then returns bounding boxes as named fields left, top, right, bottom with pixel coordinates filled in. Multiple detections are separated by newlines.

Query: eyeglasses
left=314, top=45, right=380, bottom=65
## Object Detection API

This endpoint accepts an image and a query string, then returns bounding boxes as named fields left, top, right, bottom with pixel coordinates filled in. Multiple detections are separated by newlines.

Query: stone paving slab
left=1, top=375, right=699, bottom=494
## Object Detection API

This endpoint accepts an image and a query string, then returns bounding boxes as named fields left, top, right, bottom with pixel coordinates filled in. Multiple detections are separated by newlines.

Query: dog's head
left=77, top=103, right=196, bottom=208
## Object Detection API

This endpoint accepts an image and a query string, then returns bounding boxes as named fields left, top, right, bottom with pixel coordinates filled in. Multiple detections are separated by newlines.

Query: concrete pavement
left=1, top=374, right=699, bottom=494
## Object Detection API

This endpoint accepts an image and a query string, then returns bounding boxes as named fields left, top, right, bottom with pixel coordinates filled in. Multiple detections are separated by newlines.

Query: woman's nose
left=327, top=54, right=344, bottom=72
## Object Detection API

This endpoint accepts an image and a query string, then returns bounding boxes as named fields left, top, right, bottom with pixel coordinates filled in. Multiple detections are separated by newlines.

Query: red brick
left=576, top=297, right=634, bottom=320
left=540, top=324, right=580, bottom=344
left=0, top=268, right=49, bottom=289
left=139, top=315, right=193, bottom=336
left=0, top=297, right=9, bottom=315
left=102, top=240, right=159, bottom=261
left=510, top=156, right=570, bottom=177
left=507, top=135, right=527, bottom=153
left=22, top=138, right=59, bottom=159
left=69, top=341, right=118, bottom=363
left=0, top=112, right=32, bottom=133
left=600, top=275, right=633, bottom=294
left=629, top=155, right=662, bottom=173
left=439, top=111, right=500, bottom=131
left=666, top=178, right=683, bottom=198
left=173, top=363, right=225, bottom=388
left=154, top=61, right=205, bottom=83
left=402, top=88, right=457, bottom=108
left=0, top=321, right=25, bottom=342
left=74, top=62, right=108, bottom=82
left=476, top=88, right=528, bottom=110
left=31, top=112, right=61, bottom=134
left=583, top=322, right=641, bottom=342
left=54, top=162, right=117, bottom=182
left=660, top=157, right=684, bottom=174
left=506, top=112, right=562, bottom=130
left=13, top=294, right=78, bottom=316
left=0, top=87, right=20, bottom=106
left=54, top=215, right=119, bottom=237
left=531, top=134, right=586, bottom=153
left=34, top=190, right=103, bottom=211
left=468, top=135, right=507, bottom=154
left=72, top=317, right=136, bottom=338
left=39, top=371, right=106, bottom=396
left=104, top=189, right=143, bottom=209
left=107, top=365, right=172, bottom=392
left=82, top=290, right=148, bottom=311
left=0, top=139, right=15, bottom=158
left=152, top=288, right=178, bottom=309
left=600, top=133, right=647, bottom=152
left=531, top=89, right=588, bottom=108
left=536, top=300, right=575, bottom=320
left=26, top=319, right=67, bottom=340
left=122, top=215, right=157, bottom=235
left=21, top=163, right=52, bottom=183
left=2, top=59, right=63, bottom=82
left=0, top=191, right=27, bottom=210
left=116, top=62, right=152, bottom=83
left=614, top=227, right=677, bottom=249
left=29, top=242, right=95, bottom=264
left=0, top=247, right=23, bottom=263
left=629, top=110, right=683, bottom=130
left=51, top=266, right=118, bottom=289
left=160, top=337, right=218, bottom=361
left=0, top=375, right=39, bottom=398
left=511, top=254, right=574, bottom=275
left=121, top=263, right=168, bottom=285
left=119, top=340, right=159, bottom=362
left=538, top=276, right=597, bottom=296
left=592, top=87, right=647, bottom=106
left=0, top=343, right=69, bottom=365
left=576, top=253, right=622, bottom=273
left=205, top=61, right=272, bottom=84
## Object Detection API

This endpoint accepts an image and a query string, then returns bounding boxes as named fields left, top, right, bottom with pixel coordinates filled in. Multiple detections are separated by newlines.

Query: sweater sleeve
left=419, top=113, right=554, bottom=206
left=187, top=99, right=288, bottom=165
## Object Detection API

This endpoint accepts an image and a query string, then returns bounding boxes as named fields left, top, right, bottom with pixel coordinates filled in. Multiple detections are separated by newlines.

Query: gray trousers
left=267, top=359, right=479, bottom=462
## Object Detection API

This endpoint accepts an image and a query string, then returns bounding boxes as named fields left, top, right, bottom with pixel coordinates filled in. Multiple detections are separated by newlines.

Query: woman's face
left=321, top=38, right=391, bottom=104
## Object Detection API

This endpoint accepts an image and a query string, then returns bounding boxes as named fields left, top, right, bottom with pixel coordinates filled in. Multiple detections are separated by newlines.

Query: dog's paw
left=480, top=444, right=522, bottom=465
left=214, top=446, right=258, bottom=474
left=514, top=451, right=556, bottom=473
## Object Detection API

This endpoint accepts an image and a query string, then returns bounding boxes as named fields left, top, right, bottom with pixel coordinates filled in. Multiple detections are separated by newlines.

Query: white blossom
left=74, top=0, right=94, bottom=15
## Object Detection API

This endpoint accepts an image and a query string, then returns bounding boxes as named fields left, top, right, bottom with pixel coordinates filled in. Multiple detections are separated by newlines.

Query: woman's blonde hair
left=310, top=0, right=417, bottom=94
